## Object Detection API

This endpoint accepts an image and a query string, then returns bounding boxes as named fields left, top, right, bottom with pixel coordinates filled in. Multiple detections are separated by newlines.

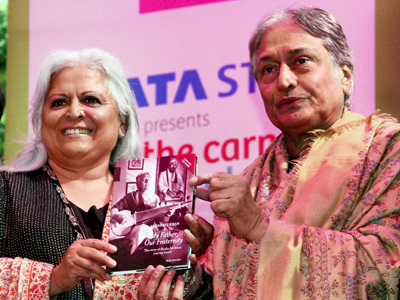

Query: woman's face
left=42, top=66, right=124, bottom=168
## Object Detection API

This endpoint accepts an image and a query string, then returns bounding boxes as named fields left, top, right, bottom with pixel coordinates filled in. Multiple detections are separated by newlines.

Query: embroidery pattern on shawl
left=205, top=111, right=400, bottom=299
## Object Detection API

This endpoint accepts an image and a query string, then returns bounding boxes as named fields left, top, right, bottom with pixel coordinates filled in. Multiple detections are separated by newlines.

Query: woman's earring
left=119, top=128, right=125, bottom=139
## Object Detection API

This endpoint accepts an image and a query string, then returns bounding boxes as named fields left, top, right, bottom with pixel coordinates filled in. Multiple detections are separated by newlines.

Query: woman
left=0, top=48, right=190, bottom=299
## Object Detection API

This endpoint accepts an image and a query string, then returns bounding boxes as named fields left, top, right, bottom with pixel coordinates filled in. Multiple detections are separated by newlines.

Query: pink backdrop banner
left=139, top=0, right=234, bottom=13
left=29, top=0, right=375, bottom=221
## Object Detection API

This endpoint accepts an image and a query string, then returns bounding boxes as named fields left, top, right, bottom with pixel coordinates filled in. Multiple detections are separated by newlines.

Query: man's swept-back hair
left=249, top=7, right=354, bottom=107
left=136, top=172, right=150, bottom=182
left=7, top=48, right=142, bottom=172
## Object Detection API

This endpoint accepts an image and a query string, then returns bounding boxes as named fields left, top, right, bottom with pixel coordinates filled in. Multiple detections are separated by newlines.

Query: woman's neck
left=48, top=159, right=113, bottom=211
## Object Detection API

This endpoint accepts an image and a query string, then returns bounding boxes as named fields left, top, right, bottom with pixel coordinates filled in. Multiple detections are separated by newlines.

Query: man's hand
left=184, top=214, right=214, bottom=258
left=189, top=172, right=268, bottom=242
left=166, top=189, right=177, bottom=198
left=49, top=239, right=117, bottom=296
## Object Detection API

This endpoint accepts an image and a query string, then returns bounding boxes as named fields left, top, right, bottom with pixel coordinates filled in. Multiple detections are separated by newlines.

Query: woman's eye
left=84, top=96, right=100, bottom=104
left=51, top=99, right=66, bottom=107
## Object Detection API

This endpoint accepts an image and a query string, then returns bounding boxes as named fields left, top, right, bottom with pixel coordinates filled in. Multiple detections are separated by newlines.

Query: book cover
left=108, top=154, right=197, bottom=274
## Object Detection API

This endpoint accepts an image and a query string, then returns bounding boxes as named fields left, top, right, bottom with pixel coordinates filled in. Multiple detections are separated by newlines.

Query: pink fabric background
left=29, top=0, right=375, bottom=221
left=139, top=0, right=234, bottom=13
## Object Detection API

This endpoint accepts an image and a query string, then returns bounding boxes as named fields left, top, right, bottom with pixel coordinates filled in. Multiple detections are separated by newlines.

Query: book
left=108, top=154, right=197, bottom=274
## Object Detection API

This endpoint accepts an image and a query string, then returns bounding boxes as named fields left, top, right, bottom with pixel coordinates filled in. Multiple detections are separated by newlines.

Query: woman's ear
left=118, top=123, right=126, bottom=139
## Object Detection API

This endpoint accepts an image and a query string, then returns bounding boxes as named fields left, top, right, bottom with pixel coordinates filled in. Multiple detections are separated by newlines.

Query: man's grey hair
left=8, top=48, right=142, bottom=172
left=136, top=172, right=150, bottom=182
left=249, top=7, right=354, bottom=107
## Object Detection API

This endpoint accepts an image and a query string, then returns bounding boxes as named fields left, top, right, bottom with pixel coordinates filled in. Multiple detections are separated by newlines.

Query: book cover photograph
left=108, top=154, right=197, bottom=274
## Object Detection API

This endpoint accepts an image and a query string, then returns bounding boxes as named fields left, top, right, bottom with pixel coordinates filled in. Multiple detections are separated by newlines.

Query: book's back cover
left=108, top=154, right=197, bottom=274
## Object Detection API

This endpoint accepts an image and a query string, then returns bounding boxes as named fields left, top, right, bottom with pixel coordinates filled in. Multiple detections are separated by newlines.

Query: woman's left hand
left=137, top=265, right=185, bottom=300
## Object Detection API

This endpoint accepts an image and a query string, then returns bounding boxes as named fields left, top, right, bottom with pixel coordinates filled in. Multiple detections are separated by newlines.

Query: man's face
left=137, top=174, right=150, bottom=192
left=255, top=20, right=352, bottom=137
left=168, top=159, right=178, bottom=173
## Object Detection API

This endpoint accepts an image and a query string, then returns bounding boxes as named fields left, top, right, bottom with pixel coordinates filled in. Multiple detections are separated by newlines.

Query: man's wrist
left=246, top=211, right=269, bottom=243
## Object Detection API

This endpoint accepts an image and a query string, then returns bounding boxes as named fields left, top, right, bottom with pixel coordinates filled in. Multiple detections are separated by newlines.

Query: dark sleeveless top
left=70, top=202, right=108, bottom=240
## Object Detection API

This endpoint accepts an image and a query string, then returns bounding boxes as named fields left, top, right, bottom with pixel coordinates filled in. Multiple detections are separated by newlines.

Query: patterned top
left=0, top=165, right=143, bottom=299
left=204, top=110, right=400, bottom=299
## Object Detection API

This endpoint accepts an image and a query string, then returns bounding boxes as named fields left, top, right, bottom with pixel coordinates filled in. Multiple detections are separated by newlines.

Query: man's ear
left=341, top=65, right=353, bottom=95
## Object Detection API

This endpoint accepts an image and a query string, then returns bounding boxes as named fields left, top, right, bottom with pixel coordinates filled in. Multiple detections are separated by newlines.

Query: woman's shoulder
left=0, top=168, right=48, bottom=185
left=0, top=168, right=57, bottom=206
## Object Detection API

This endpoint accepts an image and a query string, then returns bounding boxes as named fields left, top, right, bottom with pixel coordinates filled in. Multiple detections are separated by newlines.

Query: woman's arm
left=0, top=257, right=54, bottom=299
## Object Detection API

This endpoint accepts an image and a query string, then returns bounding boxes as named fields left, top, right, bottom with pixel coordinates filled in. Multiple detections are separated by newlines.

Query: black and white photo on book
left=108, top=154, right=197, bottom=274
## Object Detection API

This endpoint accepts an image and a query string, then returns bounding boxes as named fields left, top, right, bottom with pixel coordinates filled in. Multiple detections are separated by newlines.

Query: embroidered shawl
left=204, top=111, right=400, bottom=299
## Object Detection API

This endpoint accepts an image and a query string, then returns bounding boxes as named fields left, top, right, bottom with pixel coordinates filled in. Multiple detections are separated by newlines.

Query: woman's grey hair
left=8, top=48, right=142, bottom=172
left=249, top=7, right=354, bottom=107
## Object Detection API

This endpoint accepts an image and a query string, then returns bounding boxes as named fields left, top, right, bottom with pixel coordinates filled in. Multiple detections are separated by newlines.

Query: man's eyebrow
left=287, top=48, right=315, bottom=57
left=257, top=47, right=315, bottom=64
left=288, top=48, right=307, bottom=56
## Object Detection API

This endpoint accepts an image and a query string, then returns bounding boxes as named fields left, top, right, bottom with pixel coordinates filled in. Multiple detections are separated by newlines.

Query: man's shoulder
left=128, top=190, right=139, bottom=197
left=369, top=112, right=400, bottom=136
left=121, top=190, right=138, bottom=201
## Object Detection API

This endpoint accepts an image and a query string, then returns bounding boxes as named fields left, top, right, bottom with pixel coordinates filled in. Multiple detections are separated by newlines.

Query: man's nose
left=276, top=64, right=297, bottom=91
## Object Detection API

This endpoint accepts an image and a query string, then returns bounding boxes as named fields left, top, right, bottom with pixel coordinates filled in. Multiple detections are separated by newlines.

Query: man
left=138, top=7, right=400, bottom=300
left=112, top=172, right=160, bottom=215
left=110, top=172, right=163, bottom=271
left=158, top=156, right=184, bottom=203
left=110, top=172, right=159, bottom=253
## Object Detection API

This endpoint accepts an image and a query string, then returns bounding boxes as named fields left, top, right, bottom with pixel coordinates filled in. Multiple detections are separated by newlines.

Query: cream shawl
left=205, top=111, right=400, bottom=299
